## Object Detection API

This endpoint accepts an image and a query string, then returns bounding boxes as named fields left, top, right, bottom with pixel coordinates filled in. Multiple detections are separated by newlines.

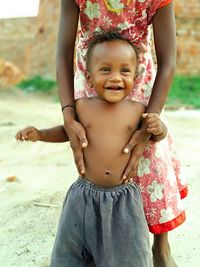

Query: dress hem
left=180, top=186, right=188, bottom=199
left=148, top=211, right=186, bottom=234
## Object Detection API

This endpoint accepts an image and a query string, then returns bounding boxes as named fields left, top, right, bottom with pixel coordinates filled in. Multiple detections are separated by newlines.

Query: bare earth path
left=0, top=90, right=200, bottom=267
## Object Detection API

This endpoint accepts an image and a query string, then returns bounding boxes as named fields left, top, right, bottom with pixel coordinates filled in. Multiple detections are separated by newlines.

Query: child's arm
left=142, top=113, right=168, bottom=141
left=16, top=126, right=69, bottom=143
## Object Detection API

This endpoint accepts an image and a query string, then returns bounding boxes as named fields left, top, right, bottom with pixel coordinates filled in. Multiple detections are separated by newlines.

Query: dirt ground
left=0, top=89, right=200, bottom=267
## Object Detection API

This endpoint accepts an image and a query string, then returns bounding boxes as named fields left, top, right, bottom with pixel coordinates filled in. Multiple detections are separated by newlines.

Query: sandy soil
left=0, top=89, right=200, bottom=267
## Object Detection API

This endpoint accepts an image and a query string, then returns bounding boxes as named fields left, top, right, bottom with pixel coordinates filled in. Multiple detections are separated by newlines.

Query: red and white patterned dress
left=73, top=0, right=188, bottom=234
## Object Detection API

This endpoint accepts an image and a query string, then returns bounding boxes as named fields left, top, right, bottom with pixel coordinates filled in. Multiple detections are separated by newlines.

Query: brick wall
left=175, top=0, right=200, bottom=75
left=0, top=17, right=37, bottom=74
left=0, top=0, right=59, bottom=79
left=0, top=0, right=199, bottom=80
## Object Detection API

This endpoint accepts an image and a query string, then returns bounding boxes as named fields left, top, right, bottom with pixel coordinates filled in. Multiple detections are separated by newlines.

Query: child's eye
left=100, top=67, right=110, bottom=72
left=121, top=68, right=131, bottom=73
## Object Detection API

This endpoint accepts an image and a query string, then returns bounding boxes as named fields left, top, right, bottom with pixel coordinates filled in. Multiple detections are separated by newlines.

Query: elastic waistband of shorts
left=76, top=176, right=138, bottom=192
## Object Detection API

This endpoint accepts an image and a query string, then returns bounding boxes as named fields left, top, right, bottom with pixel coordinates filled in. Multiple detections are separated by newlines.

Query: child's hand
left=15, top=126, right=41, bottom=142
left=142, top=113, right=164, bottom=136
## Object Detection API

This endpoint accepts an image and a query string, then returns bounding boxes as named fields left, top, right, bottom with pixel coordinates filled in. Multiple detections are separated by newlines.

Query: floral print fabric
left=74, top=0, right=188, bottom=233
left=135, top=134, right=188, bottom=233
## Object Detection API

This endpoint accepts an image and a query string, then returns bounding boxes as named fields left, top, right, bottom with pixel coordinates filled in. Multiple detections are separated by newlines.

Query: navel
left=105, top=170, right=111, bottom=176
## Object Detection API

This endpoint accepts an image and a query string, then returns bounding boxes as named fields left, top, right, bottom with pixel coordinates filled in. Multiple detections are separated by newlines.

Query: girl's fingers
left=121, top=152, right=140, bottom=182
left=142, top=113, right=148, bottom=118
left=123, top=159, right=139, bottom=184
left=123, top=132, right=138, bottom=153
left=73, top=149, right=85, bottom=175
left=80, top=138, right=88, bottom=148
left=77, top=128, right=88, bottom=148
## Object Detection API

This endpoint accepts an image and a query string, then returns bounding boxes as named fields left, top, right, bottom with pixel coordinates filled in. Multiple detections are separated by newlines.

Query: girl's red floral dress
left=73, top=0, right=188, bottom=234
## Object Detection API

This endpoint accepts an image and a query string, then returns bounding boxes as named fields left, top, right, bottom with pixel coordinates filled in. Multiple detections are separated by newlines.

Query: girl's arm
left=122, top=2, right=176, bottom=183
left=147, top=2, right=176, bottom=114
left=57, top=0, right=87, bottom=175
left=57, top=0, right=79, bottom=112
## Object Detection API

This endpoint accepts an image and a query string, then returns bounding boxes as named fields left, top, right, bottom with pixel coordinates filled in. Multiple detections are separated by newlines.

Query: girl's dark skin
left=56, top=1, right=177, bottom=266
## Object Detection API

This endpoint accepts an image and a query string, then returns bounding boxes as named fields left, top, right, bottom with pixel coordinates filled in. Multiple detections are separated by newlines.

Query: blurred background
left=0, top=1, right=200, bottom=267
left=0, top=0, right=200, bottom=107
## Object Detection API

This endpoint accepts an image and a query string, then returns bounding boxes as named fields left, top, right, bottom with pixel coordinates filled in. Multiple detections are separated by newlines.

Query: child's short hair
left=86, top=29, right=137, bottom=70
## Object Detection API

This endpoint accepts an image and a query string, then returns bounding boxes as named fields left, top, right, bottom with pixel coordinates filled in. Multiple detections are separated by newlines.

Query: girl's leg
left=152, top=232, right=178, bottom=267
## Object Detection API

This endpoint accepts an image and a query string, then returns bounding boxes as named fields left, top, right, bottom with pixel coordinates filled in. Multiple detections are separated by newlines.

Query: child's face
left=86, top=40, right=137, bottom=103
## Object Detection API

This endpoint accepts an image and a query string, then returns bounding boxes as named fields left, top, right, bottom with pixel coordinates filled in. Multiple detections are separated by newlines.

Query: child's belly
left=83, top=134, right=131, bottom=186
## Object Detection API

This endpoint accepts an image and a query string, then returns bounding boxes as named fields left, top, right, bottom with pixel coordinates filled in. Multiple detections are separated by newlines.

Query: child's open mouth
left=106, top=86, right=123, bottom=91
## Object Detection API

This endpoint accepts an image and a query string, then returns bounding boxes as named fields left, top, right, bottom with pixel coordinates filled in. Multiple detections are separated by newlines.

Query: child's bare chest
left=77, top=98, right=140, bottom=138
left=75, top=98, right=144, bottom=186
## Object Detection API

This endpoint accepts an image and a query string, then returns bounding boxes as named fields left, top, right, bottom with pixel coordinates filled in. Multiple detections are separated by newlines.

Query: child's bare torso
left=76, top=98, right=145, bottom=186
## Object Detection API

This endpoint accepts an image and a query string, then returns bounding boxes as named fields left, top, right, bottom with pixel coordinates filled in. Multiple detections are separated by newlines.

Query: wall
left=0, top=0, right=59, bottom=79
left=175, top=0, right=200, bottom=75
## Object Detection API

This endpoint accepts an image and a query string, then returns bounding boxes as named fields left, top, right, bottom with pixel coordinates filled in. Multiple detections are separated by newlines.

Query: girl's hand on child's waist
left=121, top=124, right=151, bottom=184
left=63, top=119, right=88, bottom=175
left=15, top=126, right=41, bottom=142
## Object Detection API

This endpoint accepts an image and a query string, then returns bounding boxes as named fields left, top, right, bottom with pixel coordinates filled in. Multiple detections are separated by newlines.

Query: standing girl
left=56, top=0, right=188, bottom=266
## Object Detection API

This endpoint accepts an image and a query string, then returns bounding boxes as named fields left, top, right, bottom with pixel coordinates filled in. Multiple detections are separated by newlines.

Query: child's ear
left=85, top=70, right=93, bottom=88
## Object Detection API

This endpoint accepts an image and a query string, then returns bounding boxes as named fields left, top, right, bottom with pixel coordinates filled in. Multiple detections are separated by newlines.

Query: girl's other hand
left=64, top=119, right=88, bottom=176
left=121, top=126, right=151, bottom=184
left=15, top=126, right=41, bottom=142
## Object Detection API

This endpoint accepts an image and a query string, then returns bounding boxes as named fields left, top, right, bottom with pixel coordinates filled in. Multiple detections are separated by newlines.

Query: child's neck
left=92, top=95, right=126, bottom=105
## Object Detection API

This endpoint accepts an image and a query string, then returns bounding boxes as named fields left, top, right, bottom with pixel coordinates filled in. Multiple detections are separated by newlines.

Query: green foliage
left=17, top=75, right=200, bottom=108
left=167, top=76, right=200, bottom=109
left=17, top=75, right=57, bottom=92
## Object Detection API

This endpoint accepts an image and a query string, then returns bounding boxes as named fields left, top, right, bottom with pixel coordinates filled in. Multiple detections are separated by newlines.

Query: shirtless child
left=16, top=32, right=167, bottom=267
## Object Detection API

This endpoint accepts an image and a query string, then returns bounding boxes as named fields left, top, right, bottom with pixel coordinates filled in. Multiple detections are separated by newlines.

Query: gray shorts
left=50, top=177, right=152, bottom=267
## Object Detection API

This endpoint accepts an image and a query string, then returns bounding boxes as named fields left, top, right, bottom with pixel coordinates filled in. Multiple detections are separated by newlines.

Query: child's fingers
left=147, top=122, right=159, bottom=129
left=15, top=131, right=23, bottom=141
left=147, top=113, right=159, bottom=120
left=17, top=131, right=27, bottom=141
left=142, top=113, right=159, bottom=124
left=146, top=118, right=157, bottom=124
left=16, top=127, right=36, bottom=141
left=146, top=113, right=159, bottom=118
left=16, top=130, right=27, bottom=141
left=21, top=131, right=28, bottom=140
left=142, top=113, right=155, bottom=118
left=22, top=128, right=35, bottom=140
left=147, top=127, right=160, bottom=134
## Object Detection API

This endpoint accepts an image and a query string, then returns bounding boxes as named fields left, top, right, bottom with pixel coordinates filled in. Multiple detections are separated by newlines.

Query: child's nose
left=109, top=72, right=122, bottom=82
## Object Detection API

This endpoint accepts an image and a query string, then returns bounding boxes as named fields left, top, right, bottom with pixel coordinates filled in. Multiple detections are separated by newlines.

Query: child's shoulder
left=121, top=100, right=145, bottom=118
left=76, top=97, right=100, bottom=108
left=77, top=97, right=114, bottom=109
left=76, top=97, right=103, bottom=116
left=123, top=99, right=145, bottom=111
